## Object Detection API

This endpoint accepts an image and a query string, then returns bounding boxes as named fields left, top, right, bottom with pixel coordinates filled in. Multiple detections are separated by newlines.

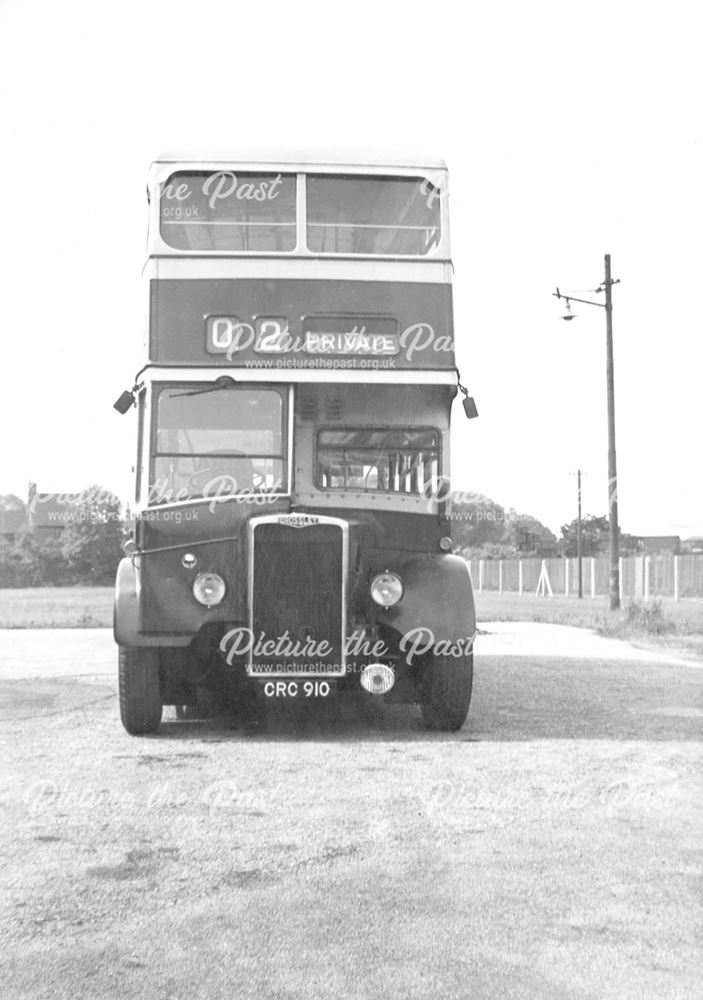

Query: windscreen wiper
left=172, top=375, right=238, bottom=398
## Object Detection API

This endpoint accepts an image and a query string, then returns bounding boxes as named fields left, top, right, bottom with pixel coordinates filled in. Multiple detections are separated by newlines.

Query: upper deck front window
left=155, top=168, right=444, bottom=257
left=306, top=175, right=441, bottom=256
left=159, top=171, right=297, bottom=252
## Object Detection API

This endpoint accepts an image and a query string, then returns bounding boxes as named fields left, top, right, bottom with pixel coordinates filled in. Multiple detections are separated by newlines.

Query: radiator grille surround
left=248, top=515, right=348, bottom=676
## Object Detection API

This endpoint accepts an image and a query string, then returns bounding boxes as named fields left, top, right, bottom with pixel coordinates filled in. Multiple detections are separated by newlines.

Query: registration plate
left=261, top=680, right=332, bottom=699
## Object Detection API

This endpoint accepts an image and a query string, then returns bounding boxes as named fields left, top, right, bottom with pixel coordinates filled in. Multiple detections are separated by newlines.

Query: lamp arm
left=553, top=288, right=605, bottom=309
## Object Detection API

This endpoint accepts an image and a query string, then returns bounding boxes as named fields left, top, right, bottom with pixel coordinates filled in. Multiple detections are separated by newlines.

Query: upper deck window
left=159, top=171, right=297, bottom=251
left=306, top=175, right=441, bottom=256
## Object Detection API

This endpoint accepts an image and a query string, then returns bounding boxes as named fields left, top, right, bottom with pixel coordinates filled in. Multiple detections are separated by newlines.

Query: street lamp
left=554, top=254, right=621, bottom=611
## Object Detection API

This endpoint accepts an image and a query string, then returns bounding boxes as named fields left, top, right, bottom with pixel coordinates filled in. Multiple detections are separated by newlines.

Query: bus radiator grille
left=251, top=523, right=344, bottom=673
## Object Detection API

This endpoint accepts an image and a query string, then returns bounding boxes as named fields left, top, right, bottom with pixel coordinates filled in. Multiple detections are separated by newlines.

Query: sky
left=0, top=0, right=700, bottom=538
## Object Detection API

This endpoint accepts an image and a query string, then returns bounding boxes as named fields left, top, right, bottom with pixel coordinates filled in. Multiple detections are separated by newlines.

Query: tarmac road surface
left=0, top=624, right=701, bottom=1000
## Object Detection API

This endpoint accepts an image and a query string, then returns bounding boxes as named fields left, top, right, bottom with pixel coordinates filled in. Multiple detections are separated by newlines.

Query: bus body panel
left=148, top=278, right=455, bottom=370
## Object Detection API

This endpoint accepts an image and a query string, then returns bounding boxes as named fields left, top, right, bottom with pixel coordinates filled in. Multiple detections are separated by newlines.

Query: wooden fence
left=465, top=554, right=703, bottom=600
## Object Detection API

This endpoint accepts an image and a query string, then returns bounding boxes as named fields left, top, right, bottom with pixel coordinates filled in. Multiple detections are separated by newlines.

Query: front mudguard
left=114, top=556, right=191, bottom=648
left=375, top=554, right=476, bottom=664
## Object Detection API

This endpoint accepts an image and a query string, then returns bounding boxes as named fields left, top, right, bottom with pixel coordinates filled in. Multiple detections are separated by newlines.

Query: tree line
left=0, top=485, right=626, bottom=588
left=0, top=488, right=124, bottom=587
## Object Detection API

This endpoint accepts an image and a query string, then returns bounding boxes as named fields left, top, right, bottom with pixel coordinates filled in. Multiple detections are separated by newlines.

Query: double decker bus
left=114, top=154, right=477, bottom=735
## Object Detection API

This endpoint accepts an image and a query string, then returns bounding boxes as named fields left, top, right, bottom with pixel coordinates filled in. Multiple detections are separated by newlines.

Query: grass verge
left=475, top=592, right=703, bottom=661
left=1, top=588, right=702, bottom=663
left=0, top=587, right=113, bottom=629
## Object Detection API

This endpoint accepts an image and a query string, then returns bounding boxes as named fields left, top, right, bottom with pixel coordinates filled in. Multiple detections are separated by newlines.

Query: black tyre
left=420, top=653, right=473, bottom=731
left=118, top=646, right=163, bottom=735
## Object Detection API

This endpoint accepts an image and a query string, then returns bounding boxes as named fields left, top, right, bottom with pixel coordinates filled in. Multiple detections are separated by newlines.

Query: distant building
left=26, top=483, right=83, bottom=540
left=683, top=537, right=703, bottom=554
left=557, top=529, right=681, bottom=558
left=534, top=536, right=559, bottom=558
left=513, top=521, right=558, bottom=557
left=634, top=535, right=681, bottom=555
left=0, top=508, right=26, bottom=543
left=1, top=484, right=88, bottom=543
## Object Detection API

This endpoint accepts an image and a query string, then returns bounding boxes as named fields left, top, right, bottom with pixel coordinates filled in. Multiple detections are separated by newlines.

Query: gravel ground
left=0, top=626, right=701, bottom=1000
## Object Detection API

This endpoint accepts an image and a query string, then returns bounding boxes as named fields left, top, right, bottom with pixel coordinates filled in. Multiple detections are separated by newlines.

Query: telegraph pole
left=604, top=254, right=620, bottom=610
left=569, top=468, right=584, bottom=598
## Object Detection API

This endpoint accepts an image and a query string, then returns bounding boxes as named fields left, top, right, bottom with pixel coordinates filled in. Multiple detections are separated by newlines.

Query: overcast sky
left=0, top=0, right=700, bottom=537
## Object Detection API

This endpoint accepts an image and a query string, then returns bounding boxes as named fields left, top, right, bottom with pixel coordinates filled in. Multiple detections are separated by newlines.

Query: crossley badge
left=278, top=514, right=321, bottom=528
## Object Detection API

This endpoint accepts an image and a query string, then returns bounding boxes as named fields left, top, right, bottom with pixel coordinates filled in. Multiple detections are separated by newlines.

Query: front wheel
left=420, top=653, right=473, bottom=731
left=118, top=646, right=163, bottom=735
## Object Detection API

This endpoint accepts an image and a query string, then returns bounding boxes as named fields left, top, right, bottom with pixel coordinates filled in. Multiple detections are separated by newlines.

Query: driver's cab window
left=149, top=384, right=287, bottom=504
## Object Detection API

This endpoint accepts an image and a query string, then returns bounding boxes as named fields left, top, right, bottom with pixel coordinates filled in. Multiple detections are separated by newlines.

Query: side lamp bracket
left=113, top=380, right=144, bottom=414
left=456, top=373, right=479, bottom=419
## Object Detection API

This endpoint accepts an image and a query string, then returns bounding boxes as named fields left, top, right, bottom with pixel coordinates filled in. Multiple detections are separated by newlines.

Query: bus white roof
left=151, top=148, right=447, bottom=172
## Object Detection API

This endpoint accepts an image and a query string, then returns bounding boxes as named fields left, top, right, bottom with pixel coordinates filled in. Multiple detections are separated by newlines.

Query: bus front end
left=114, top=158, right=476, bottom=734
